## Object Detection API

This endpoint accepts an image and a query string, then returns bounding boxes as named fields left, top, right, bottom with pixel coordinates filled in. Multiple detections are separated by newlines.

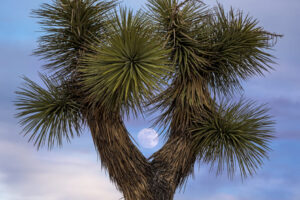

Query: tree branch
left=87, top=111, right=152, bottom=200
left=150, top=134, right=197, bottom=198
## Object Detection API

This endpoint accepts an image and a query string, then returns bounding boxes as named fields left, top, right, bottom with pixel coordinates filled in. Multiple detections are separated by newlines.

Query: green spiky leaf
left=146, top=0, right=210, bottom=79
left=81, top=8, right=171, bottom=116
left=191, top=99, right=274, bottom=178
left=204, top=4, right=282, bottom=96
left=32, top=0, right=117, bottom=78
left=15, top=75, right=83, bottom=149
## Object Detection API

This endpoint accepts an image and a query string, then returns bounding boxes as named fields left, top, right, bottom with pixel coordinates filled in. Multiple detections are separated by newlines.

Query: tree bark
left=87, top=111, right=197, bottom=200
left=87, top=112, right=151, bottom=200
left=149, top=134, right=197, bottom=199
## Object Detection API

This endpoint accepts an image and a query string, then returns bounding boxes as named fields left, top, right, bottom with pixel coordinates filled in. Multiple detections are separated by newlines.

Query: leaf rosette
left=81, top=8, right=171, bottom=116
left=15, top=75, right=83, bottom=149
left=192, top=99, right=274, bottom=178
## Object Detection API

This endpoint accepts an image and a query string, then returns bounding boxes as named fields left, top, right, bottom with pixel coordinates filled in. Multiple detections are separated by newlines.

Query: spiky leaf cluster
left=147, top=0, right=210, bottom=79
left=203, top=5, right=282, bottom=96
left=147, top=1, right=282, bottom=95
left=15, top=75, right=82, bottom=149
left=81, top=8, right=171, bottom=116
left=191, top=99, right=274, bottom=178
left=146, top=0, right=212, bottom=135
left=33, top=0, right=117, bottom=78
left=147, top=0, right=279, bottom=135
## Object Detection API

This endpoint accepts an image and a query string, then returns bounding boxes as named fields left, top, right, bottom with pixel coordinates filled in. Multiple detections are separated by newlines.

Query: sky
left=0, top=0, right=299, bottom=199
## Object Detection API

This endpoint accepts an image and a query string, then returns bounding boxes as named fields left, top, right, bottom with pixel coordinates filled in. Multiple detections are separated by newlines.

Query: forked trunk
left=87, top=112, right=151, bottom=199
left=87, top=111, right=196, bottom=200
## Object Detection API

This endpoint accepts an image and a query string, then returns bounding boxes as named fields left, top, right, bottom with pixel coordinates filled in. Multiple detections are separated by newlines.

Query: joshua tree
left=15, top=0, right=281, bottom=199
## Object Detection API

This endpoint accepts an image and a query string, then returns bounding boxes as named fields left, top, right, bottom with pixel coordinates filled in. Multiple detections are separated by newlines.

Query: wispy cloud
left=0, top=124, right=121, bottom=200
left=206, top=194, right=238, bottom=200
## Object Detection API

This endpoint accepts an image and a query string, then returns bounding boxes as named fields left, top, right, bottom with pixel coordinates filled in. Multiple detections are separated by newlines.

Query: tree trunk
left=87, top=112, right=151, bottom=199
left=87, top=111, right=197, bottom=200
left=149, top=134, right=197, bottom=199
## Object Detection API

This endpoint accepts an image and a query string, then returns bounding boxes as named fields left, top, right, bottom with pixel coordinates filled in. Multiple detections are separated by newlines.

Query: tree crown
left=15, top=0, right=281, bottom=179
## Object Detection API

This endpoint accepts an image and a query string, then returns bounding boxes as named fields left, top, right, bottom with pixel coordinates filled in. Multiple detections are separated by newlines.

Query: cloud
left=243, top=62, right=300, bottom=101
left=0, top=123, right=121, bottom=200
left=275, top=131, right=300, bottom=140
left=174, top=141, right=300, bottom=200
left=227, top=96, right=300, bottom=140
left=176, top=192, right=239, bottom=200
left=176, top=165, right=300, bottom=200
left=267, top=98, right=300, bottom=140
left=206, top=194, right=238, bottom=200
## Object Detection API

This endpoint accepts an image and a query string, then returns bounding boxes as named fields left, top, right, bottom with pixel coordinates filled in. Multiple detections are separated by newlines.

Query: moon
left=137, top=128, right=159, bottom=148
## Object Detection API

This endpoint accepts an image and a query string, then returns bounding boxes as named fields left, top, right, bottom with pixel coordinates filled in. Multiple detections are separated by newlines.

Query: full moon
left=137, top=128, right=159, bottom=148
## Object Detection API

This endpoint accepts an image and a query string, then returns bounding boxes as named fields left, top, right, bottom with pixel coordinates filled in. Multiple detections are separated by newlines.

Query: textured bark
left=150, top=135, right=197, bottom=198
left=85, top=78, right=208, bottom=199
left=87, top=112, right=151, bottom=200
left=87, top=111, right=197, bottom=200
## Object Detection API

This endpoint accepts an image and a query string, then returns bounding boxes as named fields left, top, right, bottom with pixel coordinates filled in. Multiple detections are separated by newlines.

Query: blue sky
left=0, top=0, right=299, bottom=199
